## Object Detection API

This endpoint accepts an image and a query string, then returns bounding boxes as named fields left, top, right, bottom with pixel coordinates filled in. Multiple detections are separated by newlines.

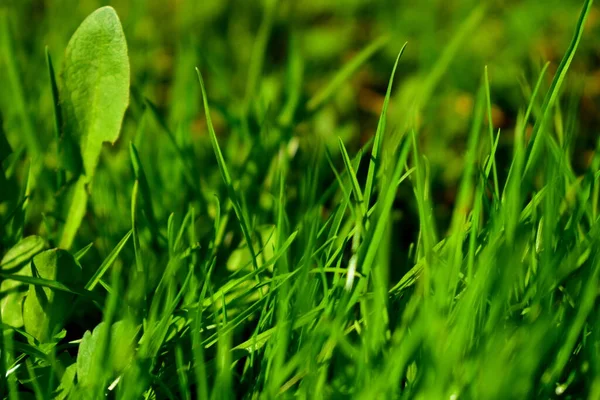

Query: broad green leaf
left=59, top=6, right=130, bottom=249
left=76, top=326, right=98, bottom=386
left=55, top=363, right=77, bottom=400
left=23, top=249, right=82, bottom=343
left=110, top=320, right=137, bottom=373
left=0, top=236, right=46, bottom=327
left=76, top=320, right=136, bottom=387
left=61, top=6, right=130, bottom=177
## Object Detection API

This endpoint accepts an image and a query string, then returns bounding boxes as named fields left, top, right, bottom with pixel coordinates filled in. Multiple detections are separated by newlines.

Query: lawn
left=1, top=0, right=599, bottom=398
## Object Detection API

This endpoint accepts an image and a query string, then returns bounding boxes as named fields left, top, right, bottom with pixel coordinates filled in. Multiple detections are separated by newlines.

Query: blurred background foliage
left=0, top=1, right=599, bottom=397
left=1, top=0, right=599, bottom=246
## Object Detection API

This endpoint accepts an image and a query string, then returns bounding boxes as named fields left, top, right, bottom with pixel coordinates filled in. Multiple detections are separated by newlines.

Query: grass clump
left=0, top=0, right=599, bottom=398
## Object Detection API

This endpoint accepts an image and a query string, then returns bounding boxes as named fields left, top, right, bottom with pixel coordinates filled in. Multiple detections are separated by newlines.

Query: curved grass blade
left=196, top=68, right=261, bottom=275
left=84, top=230, right=132, bottom=291
left=364, top=44, right=407, bottom=210
left=0, top=273, right=102, bottom=303
left=524, top=0, right=594, bottom=176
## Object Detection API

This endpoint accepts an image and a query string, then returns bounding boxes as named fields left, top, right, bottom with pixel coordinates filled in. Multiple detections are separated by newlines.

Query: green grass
left=1, top=0, right=599, bottom=398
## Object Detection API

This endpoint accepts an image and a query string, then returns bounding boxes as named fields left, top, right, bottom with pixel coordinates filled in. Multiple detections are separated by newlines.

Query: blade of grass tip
left=484, top=66, right=500, bottom=201
left=45, top=47, right=65, bottom=189
left=364, top=43, right=407, bottom=211
left=524, top=0, right=594, bottom=176
left=196, top=68, right=261, bottom=276
left=523, top=62, right=551, bottom=128
left=167, top=212, right=176, bottom=258
left=84, top=230, right=132, bottom=291
left=73, top=242, right=94, bottom=262
left=175, top=207, right=193, bottom=252
left=306, top=35, right=390, bottom=112
left=484, top=128, right=501, bottom=187
left=502, top=63, right=550, bottom=200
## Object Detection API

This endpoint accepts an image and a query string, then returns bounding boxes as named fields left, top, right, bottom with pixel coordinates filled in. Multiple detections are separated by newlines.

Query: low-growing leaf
left=23, top=249, right=82, bottom=343
left=0, top=235, right=46, bottom=327
left=76, top=326, right=98, bottom=386
left=55, top=363, right=77, bottom=400
left=59, top=6, right=130, bottom=249
left=76, top=320, right=136, bottom=387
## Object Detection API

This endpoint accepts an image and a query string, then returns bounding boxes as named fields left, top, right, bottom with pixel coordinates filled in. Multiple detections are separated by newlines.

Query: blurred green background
left=1, top=0, right=599, bottom=241
left=1, top=1, right=600, bottom=398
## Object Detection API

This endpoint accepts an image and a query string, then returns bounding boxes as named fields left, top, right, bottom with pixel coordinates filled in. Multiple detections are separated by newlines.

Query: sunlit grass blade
left=84, top=230, right=132, bottom=291
left=484, top=66, right=500, bottom=201
left=364, top=44, right=407, bottom=211
left=197, top=68, right=261, bottom=275
left=524, top=0, right=594, bottom=176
